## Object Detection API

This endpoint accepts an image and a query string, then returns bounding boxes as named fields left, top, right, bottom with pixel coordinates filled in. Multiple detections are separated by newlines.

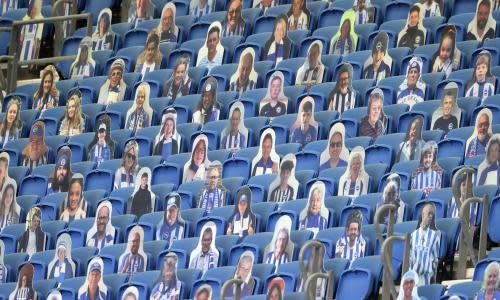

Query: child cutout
left=319, top=123, right=350, bottom=172
left=299, top=181, right=329, bottom=237
left=227, top=186, right=256, bottom=238
left=337, top=146, right=370, bottom=198
left=411, top=141, right=443, bottom=196
left=465, top=50, right=496, bottom=101
left=251, top=128, right=280, bottom=176
left=127, top=167, right=156, bottom=218
left=363, top=32, right=392, bottom=83
left=431, top=25, right=461, bottom=78
left=397, top=3, right=427, bottom=51
left=47, top=233, right=75, bottom=286
left=431, top=82, right=461, bottom=136
left=220, top=101, right=249, bottom=152
left=118, top=225, right=147, bottom=276
left=268, top=153, right=299, bottom=203
left=59, top=173, right=88, bottom=222
left=153, top=108, right=181, bottom=160
left=289, top=97, right=319, bottom=148
left=264, top=215, right=294, bottom=268
left=197, top=161, right=226, bottom=215
left=259, top=71, right=289, bottom=118
left=183, top=134, right=211, bottom=184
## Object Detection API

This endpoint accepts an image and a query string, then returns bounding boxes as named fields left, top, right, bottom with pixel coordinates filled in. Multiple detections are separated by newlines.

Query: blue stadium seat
left=336, top=268, right=373, bottom=300
left=19, top=174, right=48, bottom=197
left=446, top=281, right=482, bottom=300
left=4, top=252, right=28, bottom=282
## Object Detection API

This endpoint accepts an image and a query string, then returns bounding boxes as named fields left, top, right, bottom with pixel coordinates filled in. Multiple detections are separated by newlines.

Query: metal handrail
left=381, top=234, right=411, bottom=300
left=5, top=12, right=93, bottom=93
left=456, top=195, right=489, bottom=278
left=304, top=272, right=334, bottom=300
left=52, top=0, right=78, bottom=56
left=220, top=278, right=243, bottom=300
left=374, top=203, right=397, bottom=247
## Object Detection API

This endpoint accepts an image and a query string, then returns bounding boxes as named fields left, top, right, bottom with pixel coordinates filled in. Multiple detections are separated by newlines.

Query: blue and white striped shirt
left=410, top=227, right=440, bottom=285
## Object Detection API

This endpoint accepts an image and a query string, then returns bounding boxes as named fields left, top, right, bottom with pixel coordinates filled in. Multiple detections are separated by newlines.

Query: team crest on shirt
left=415, top=36, right=421, bottom=44
left=448, top=123, right=454, bottom=130
left=276, top=107, right=281, bottom=114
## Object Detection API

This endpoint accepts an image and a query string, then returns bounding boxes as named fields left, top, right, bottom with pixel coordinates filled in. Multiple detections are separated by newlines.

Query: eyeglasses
left=330, top=142, right=342, bottom=148
left=209, top=175, right=219, bottom=180
left=127, top=153, right=137, bottom=160
left=98, top=216, right=109, bottom=221
left=111, top=71, right=122, bottom=77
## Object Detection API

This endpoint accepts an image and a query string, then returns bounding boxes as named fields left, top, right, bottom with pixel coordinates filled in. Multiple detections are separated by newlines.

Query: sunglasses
left=111, top=71, right=122, bottom=77
left=127, top=153, right=136, bottom=160
left=330, top=142, right=342, bottom=148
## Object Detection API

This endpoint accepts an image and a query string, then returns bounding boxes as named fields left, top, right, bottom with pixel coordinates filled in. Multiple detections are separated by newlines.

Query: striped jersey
left=410, top=227, right=440, bottom=285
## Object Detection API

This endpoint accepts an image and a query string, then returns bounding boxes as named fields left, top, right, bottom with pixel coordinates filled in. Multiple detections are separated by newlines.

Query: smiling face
left=340, top=19, right=350, bottom=39
left=227, top=0, right=242, bottom=29
left=239, top=53, right=253, bottom=86
left=476, top=62, right=487, bottom=82
left=486, top=265, right=499, bottom=291
left=442, top=95, right=453, bottom=117
left=310, top=189, right=322, bottom=215
left=166, top=205, right=178, bottom=225
left=3, top=186, right=14, bottom=209
left=6, top=103, right=18, bottom=125
left=488, top=142, right=499, bottom=163
left=29, top=136, right=43, bottom=160
left=403, top=279, right=414, bottom=298
left=30, top=214, right=40, bottom=231
left=274, top=20, right=285, bottom=43
left=67, top=99, right=76, bottom=120
left=368, top=97, right=382, bottom=123
left=208, top=167, right=219, bottom=190
left=439, top=36, right=453, bottom=62
left=125, top=147, right=136, bottom=169
left=136, top=88, right=146, bottom=108
left=350, top=155, right=362, bottom=178
left=193, top=140, right=206, bottom=166
left=164, top=119, right=174, bottom=138
left=420, top=204, right=434, bottom=229
left=408, top=119, right=421, bottom=143
left=407, top=68, right=419, bottom=89
left=230, top=109, right=241, bottom=133
left=262, top=137, right=273, bottom=160
left=109, top=67, right=122, bottom=87
left=97, top=206, right=109, bottom=234
left=237, top=198, right=248, bottom=215
left=270, top=77, right=282, bottom=100
left=42, top=72, right=53, bottom=95
left=275, top=229, right=288, bottom=255
left=145, top=41, right=156, bottom=63
left=339, top=70, right=350, bottom=90
left=477, top=3, right=490, bottom=30
left=423, top=151, right=434, bottom=170
left=174, top=63, right=186, bottom=85
left=56, top=165, right=67, bottom=182
left=161, top=8, right=173, bottom=31
left=236, top=258, right=252, bottom=280
left=409, top=10, right=419, bottom=27
left=57, top=247, right=66, bottom=262
left=69, top=180, right=81, bottom=210
left=348, top=221, right=359, bottom=243
left=292, top=0, right=303, bottom=17
left=202, top=91, right=213, bottom=109
left=201, top=229, right=212, bottom=253
left=329, top=132, right=343, bottom=160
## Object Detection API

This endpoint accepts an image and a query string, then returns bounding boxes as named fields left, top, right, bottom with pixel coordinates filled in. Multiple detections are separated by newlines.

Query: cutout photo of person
left=134, top=29, right=162, bottom=80
left=17, top=207, right=46, bottom=258
left=69, top=36, right=96, bottom=79
left=127, top=167, right=155, bottom=218
left=122, top=286, right=139, bottom=300
left=114, top=140, right=140, bottom=190
left=264, top=15, right=292, bottom=65
left=221, top=101, right=248, bottom=152
left=431, top=25, right=460, bottom=78
left=77, top=257, right=107, bottom=300
left=264, top=215, right=294, bottom=268
left=335, top=210, right=366, bottom=262
left=431, top=82, right=461, bottom=136
left=125, top=82, right=153, bottom=133
left=156, top=193, right=185, bottom=245
left=363, top=32, right=392, bottom=83
left=224, top=251, right=256, bottom=298
left=465, top=50, right=496, bottom=101
left=266, top=277, right=285, bottom=300
left=98, top=58, right=127, bottom=105
left=33, top=65, right=60, bottom=111
left=227, top=186, right=256, bottom=238
left=162, top=54, right=191, bottom=101
left=411, top=141, right=443, bottom=196
left=86, top=200, right=116, bottom=250
left=376, top=173, right=406, bottom=224
left=299, top=181, right=329, bottom=237
left=183, top=134, right=211, bottom=183
left=410, top=202, right=441, bottom=285
left=47, top=290, right=62, bottom=300
left=189, top=221, right=220, bottom=274
left=352, top=0, right=375, bottom=24
left=0, top=240, right=6, bottom=283
left=193, top=77, right=221, bottom=125
left=150, top=253, right=182, bottom=300
left=128, top=0, right=154, bottom=28
left=197, top=161, right=226, bottom=214
left=259, top=71, right=288, bottom=118
left=396, top=116, right=425, bottom=163
left=153, top=108, right=181, bottom=160
left=449, top=168, right=477, bottom=232
left=0, top=98, right=22, bottom=147
left=297, top=242, right=328, bottom=299
left=194, top=284, right=213, bottom=300
left=359, top=88, right=388, bottom=140
left=92, top=8, right=114, bottom=51
left=253, top=0, right=276, bottom=11
left=0, top=178, right=19, bottom=231
left=287, top=0, right=310, bottom=31
left=397, top=56, right=426, bottom=108
left=158, top=3, right=179, bottom=43
left=19, top=0, right=43, bottom=63
left=190, top=0, right=213, bottom=18
left=229, top=48, right=258, bottom=95
left=252, top=128, right=280, bottom=176
left=59, top=173, right=87, bottom=222
left=47, top=146, right=73, bottom=194
left=222, top=0, right=246, bottom=37
left=327, top=63, right=356, bottom=114
left=268, top=153, right=299, bottom=203
left=466, top=108, right=492, bottom=159
left=59, top=89, right=85, bottom=137
left=338, top=146, right=370, bottom=198
left=296, top=41, right=325, bottom=88
left=9, top=263, right=37, bottom=300
left=420, top=0, right=441, bottom=17
left=477, top=134, right=500, bottom=186
left=196, top=21, right=224, bottom=71
left=0, top=0, right=18, bottom=15
left=397, top=3, right=426, bottom=51
left=466, top=0, right=496, bottom=43
left=474, top=261, right=500, bottom=300
left=319, top=123, right=349, bottom=172
left=329, top=10, right=358, bottom=56
left=21, top=121, right=48, bottom=170
left=0, top=152, right=11, bottom=190
left=290, top=97, right=318, bottom=148
left=88, top=115, right=114, bottom=167
left=118, top=225, right=147, bottom=276
left=47, top=233, right=75, bottom=286
left=396, top=270, right=421, bottom=300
